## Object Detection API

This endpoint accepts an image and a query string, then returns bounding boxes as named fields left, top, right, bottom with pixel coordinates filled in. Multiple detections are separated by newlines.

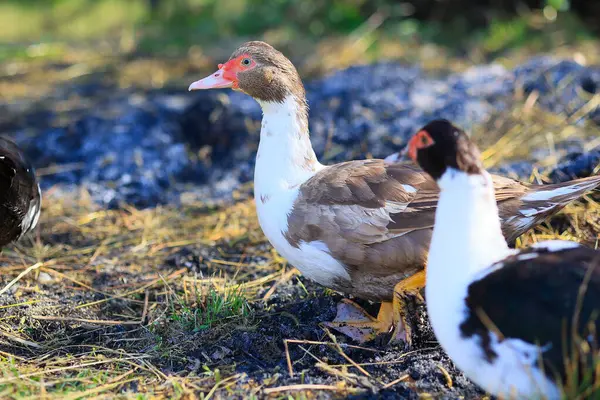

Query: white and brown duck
left=188, top=41, right=600, bottom=344
left=0, top=136, right=41, bottom=248
left=406, top=120, right=600, bottom=399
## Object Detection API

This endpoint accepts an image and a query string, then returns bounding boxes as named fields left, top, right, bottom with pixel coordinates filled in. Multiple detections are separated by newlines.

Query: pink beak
left=188, top=68, right=234, bottom=91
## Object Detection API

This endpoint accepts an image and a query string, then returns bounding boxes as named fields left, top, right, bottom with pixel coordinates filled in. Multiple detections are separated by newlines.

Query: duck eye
left=241, top=58, right=251, bottom=66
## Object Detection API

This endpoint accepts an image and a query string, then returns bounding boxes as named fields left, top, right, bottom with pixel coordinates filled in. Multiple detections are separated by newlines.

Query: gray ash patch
left=3, top=56, right=599, bottom=208
left=514, top=58, right=600, bottom=119
left=550, top=148, right=600, bottom=181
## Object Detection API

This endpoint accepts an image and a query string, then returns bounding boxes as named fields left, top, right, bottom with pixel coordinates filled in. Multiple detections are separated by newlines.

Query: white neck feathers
left=254, top=95, right=321, bottom=198
left=426, top=169, right=511, bottom=291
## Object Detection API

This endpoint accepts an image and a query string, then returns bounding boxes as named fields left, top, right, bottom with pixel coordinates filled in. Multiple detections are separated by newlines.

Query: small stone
left=37, top=272, right=53, bottom=284
left=210, top=346, right=232, bottom=360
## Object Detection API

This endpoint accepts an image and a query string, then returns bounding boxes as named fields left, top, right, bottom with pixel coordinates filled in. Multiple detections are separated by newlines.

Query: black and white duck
left=407, top=119, right=600, bottom=399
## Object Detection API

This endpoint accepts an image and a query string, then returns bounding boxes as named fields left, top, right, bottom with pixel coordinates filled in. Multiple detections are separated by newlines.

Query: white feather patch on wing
left=522, top=181, right=595, bottom=202
left=401, top=184, right=417, bottom=193
left=531, top=240, right=581, bottom=252
left=384, top=152, right=401, bottom=164
left=519, top=204, right=555, bottom=217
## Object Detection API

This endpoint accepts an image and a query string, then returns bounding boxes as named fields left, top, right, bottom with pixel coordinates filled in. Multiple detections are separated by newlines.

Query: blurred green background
left=0, top=0, right=594, bottom=52
left=0, top=0, right=598, bottom=96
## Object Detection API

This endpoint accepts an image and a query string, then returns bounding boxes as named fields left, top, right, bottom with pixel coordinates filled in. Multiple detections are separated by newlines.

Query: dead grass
left=478, top=96, right=600, bottom=172
left=0, top=185, right=281, bottom=399
left=1, top=27, right=600, bottom=399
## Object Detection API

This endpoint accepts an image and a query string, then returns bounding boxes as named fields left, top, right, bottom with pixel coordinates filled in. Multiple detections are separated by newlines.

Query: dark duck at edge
left=0, top=136, right=41, bottom=248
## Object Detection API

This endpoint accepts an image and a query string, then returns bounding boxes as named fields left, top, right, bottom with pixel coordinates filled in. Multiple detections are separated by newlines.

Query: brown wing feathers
left=299, top=160, right=428, bottom=208
left=283, top=160, right=599, bottom=300
left=292, top=161, right=600, bottom=247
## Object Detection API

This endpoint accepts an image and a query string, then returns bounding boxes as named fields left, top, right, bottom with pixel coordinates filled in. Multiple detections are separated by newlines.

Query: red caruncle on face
left=407, top=130, right=435, bottom=162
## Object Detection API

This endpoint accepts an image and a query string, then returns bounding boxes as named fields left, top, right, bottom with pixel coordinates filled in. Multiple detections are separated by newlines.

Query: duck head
left=407, top=119, right=483, bottom=181
left=188, top=41, right=305, bottom=103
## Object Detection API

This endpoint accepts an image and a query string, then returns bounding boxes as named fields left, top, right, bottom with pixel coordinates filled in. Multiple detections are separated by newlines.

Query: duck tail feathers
left=522, top=175, right=600, bottom=210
